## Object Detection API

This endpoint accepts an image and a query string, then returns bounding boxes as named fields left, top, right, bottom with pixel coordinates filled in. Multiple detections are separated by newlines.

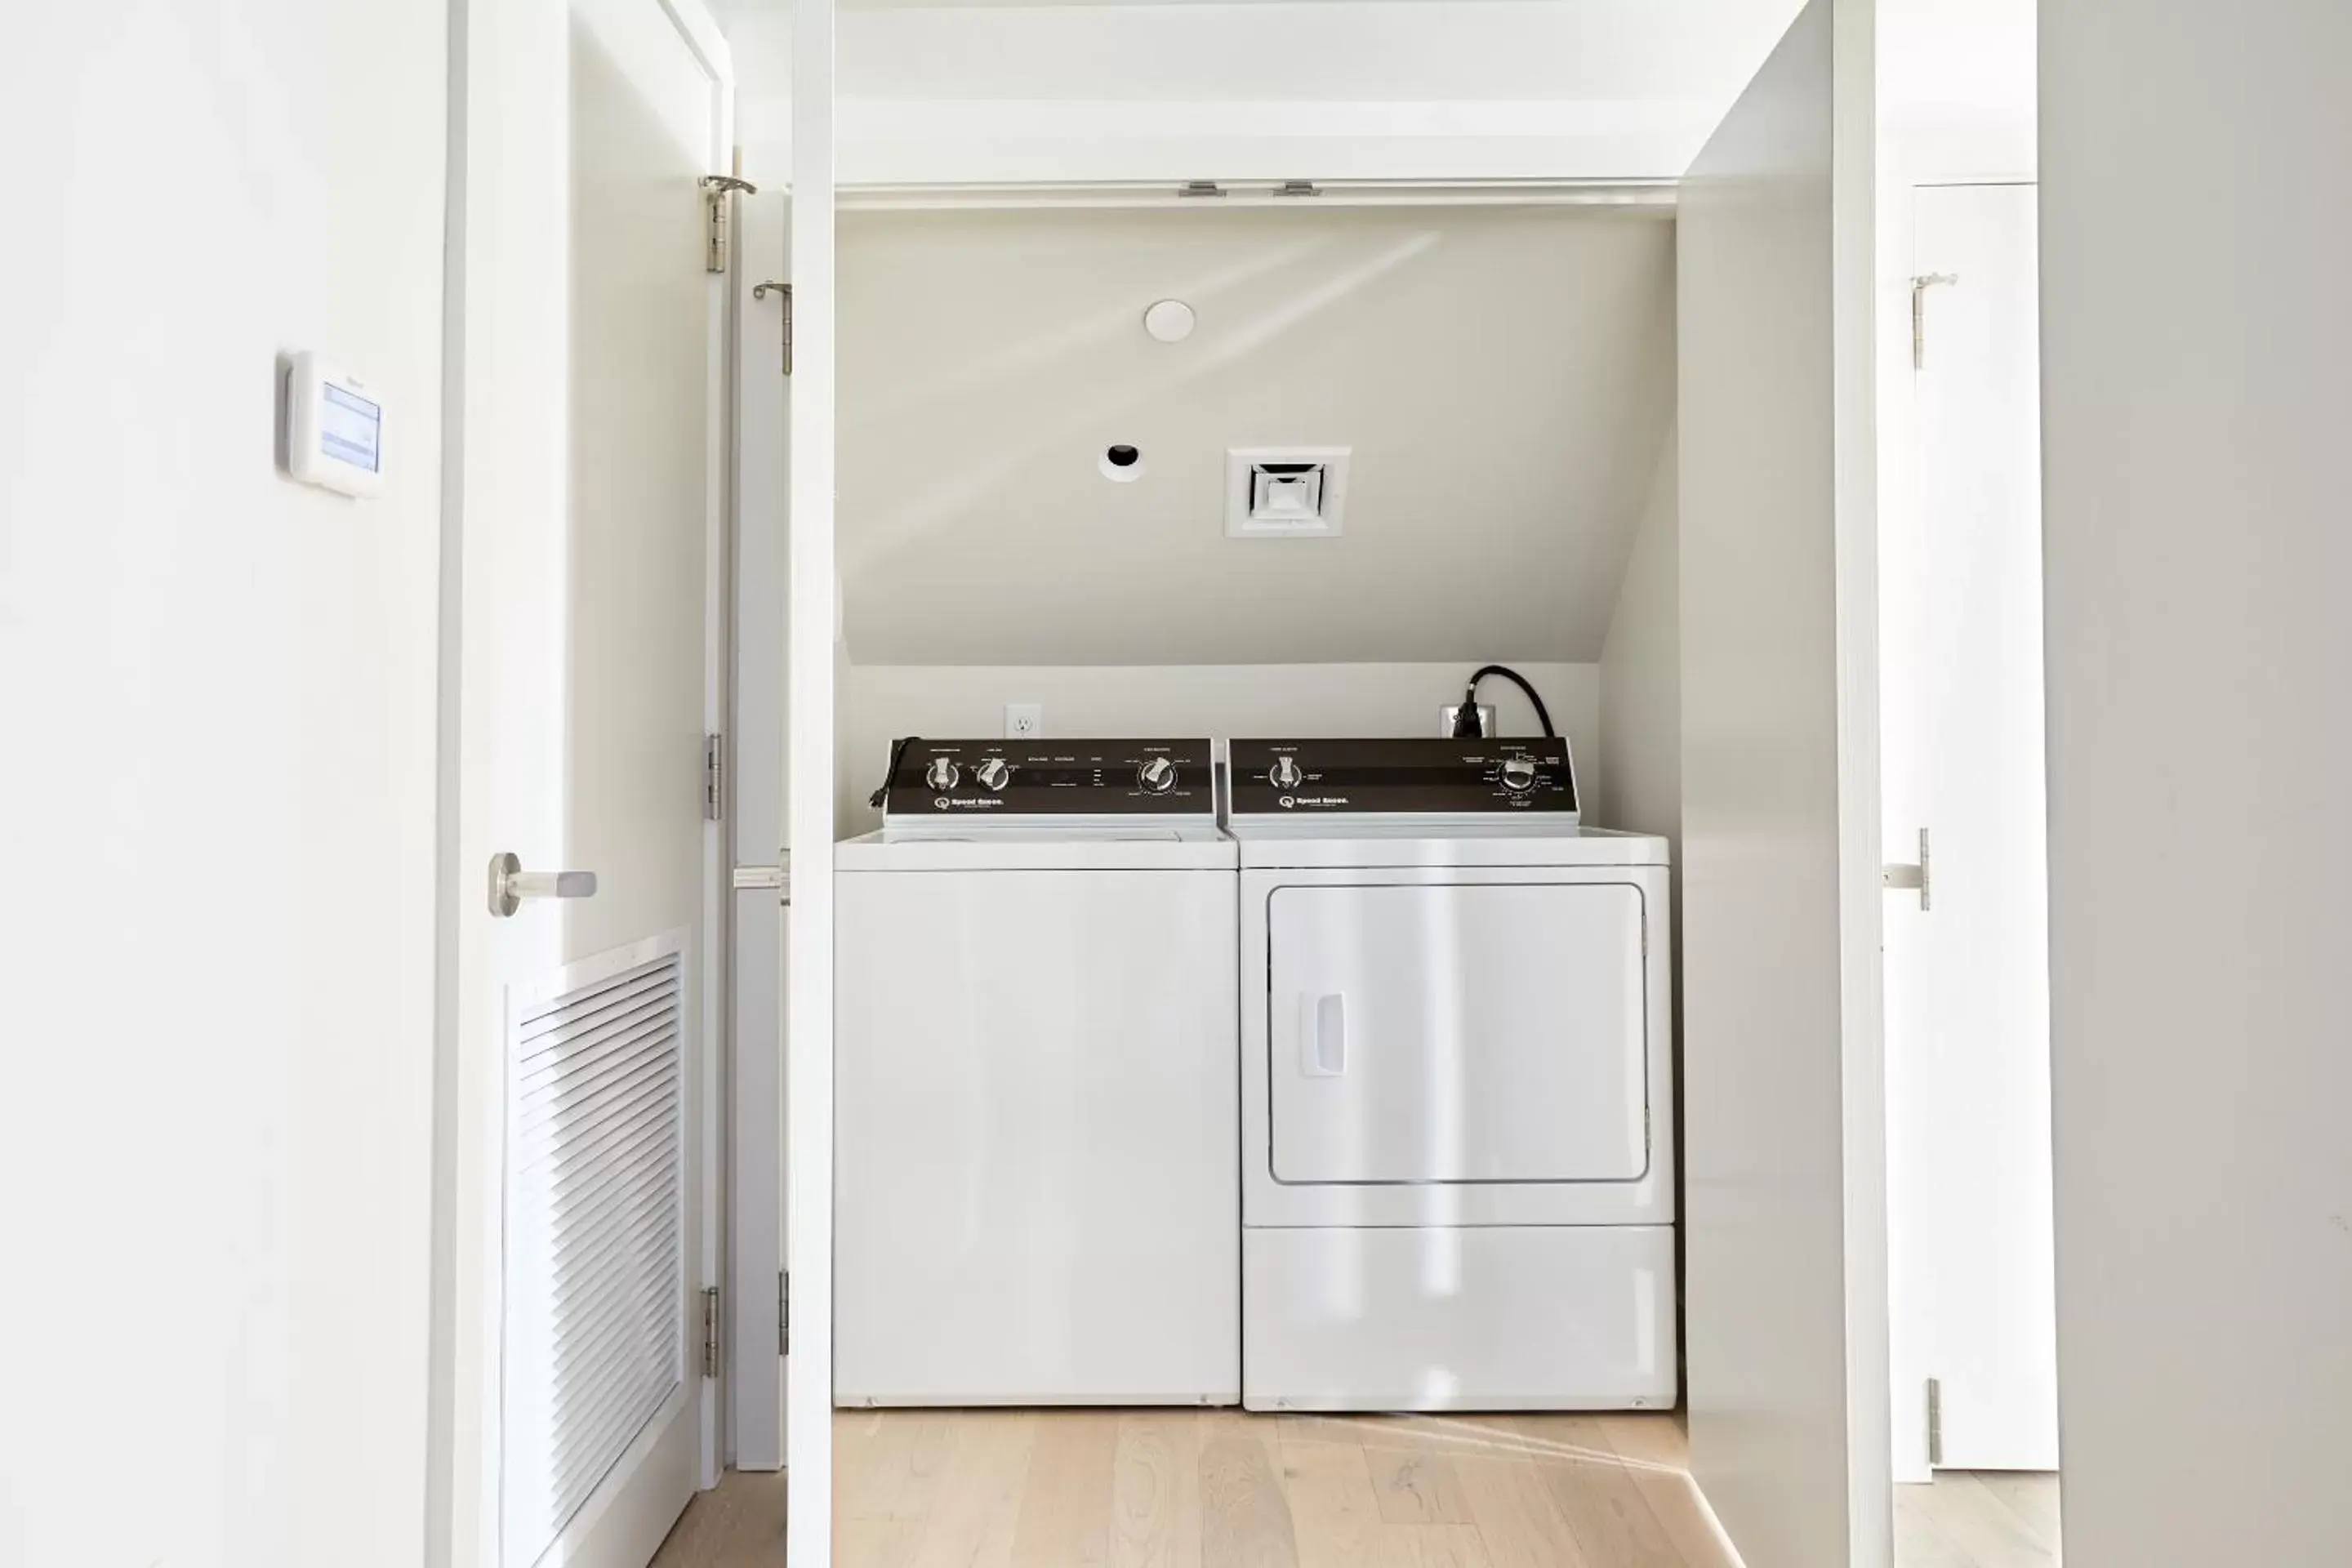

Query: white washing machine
left=834, top=738, right=1239, bottom=1405
left=1228, top=737, right=1677, bottom=1412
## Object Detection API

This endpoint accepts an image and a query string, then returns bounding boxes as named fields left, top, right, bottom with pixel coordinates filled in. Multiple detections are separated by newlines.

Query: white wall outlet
left=1004, top=702, right=1043, bottom=739
left=1440, top=703, right=1496, bottom=737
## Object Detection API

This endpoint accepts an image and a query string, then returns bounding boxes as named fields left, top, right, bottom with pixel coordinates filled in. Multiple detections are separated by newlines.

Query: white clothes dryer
left=1227, top=737, right=1676, bottom=1412
left=834, top=739, right=1238, bottom=1405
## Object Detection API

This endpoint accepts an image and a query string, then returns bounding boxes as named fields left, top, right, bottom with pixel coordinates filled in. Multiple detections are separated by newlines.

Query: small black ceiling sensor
left=1106, top=443, right=1141, bottom=467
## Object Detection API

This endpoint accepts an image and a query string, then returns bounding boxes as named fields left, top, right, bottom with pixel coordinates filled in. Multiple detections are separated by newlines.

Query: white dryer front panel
left=1267, top=882, right=1647, bottom=1184
left=1242, top=863, right=1673, bottom=1229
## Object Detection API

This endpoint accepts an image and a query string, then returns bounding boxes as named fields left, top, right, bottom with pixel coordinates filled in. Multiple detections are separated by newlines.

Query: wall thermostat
left=284, top=351, right=384, bottom=498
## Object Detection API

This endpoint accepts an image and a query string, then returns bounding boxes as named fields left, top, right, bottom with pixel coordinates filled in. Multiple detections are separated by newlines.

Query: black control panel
left=882, top=738, right=1214, bottom=817
left=1227, top=737, right=1578, bottom=815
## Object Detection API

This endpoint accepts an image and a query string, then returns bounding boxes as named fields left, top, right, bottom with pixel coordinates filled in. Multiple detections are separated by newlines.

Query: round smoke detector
left=1143, top=299, right=1196, bottom=343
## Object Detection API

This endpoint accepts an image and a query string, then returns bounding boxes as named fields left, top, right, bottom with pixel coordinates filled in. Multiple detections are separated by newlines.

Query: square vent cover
left=1227, top=446, right=1350, bottom=538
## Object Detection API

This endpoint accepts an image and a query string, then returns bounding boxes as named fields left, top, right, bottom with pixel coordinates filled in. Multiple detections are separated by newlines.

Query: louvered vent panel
left=502, top=946, right=685, bottom=1567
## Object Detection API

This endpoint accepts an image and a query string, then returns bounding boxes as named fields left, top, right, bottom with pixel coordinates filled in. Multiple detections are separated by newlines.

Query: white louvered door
left=444, top=0, right=731, bottom=1561
left=504, top=938, right=693, bottom=1566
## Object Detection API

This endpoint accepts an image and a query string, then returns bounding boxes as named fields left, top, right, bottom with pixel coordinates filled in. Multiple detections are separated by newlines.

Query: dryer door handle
left=1300, top=993, right=1348, bottom=1077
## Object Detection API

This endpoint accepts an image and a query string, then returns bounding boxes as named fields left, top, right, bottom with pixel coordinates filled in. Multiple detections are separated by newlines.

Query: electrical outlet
left=1439, top=703, right=1496, bottom=737
left=1004, top=702, right=1043, bottom=739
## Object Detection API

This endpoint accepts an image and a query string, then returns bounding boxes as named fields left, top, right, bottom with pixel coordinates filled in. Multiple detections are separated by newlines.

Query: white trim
left=785, top=5, right=838, bottom=1567
left=836, top=177, right=1677, bottom=212
left=1833, top=0, right=1893, bottom=1565
left=686, top=0, right=736, bottom=1494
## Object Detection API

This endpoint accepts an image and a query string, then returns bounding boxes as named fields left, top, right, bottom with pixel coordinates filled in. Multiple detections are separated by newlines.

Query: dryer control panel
left=882, top=738, right=1216, bottom=817
left=1229, top=737, right=1578, bottom=816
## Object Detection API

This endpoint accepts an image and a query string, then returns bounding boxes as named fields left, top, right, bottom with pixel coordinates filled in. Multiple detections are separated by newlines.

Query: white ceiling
left=837, top=205, right=1677, bottom=666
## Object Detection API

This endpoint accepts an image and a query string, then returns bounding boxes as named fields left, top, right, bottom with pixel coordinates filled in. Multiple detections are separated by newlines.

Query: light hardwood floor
left=1895, top=1473, right=2061, bottom=1568
left=653, top=1408, right=1735, bottom=1567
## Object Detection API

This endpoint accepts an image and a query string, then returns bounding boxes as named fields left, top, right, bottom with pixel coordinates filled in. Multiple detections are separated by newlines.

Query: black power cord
left=869, top=735, right=920, bottom=809
left=1453, top=665, right=1556, bottom=738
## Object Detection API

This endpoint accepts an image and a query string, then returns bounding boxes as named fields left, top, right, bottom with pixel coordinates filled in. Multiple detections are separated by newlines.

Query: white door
left=1882, top=180, right=2058, bottom=1475
left=1267, top=882, right=1649, bottom=1183
left=728, top=187, right=790, bottom=1474
left=438, top=0, right=733, bottom=1564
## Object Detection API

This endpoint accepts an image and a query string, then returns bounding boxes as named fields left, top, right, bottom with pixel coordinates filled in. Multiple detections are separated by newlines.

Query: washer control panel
left=883, top=739, right=1215, bottom=817
left=1228, top=737, right=1578, bottom=815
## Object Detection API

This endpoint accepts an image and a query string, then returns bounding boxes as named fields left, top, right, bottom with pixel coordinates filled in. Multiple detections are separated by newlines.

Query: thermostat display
left=285, top=351, right=385, bottom=498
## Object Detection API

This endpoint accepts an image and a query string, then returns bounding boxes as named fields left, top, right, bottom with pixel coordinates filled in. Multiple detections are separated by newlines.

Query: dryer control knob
left=1267, top=755, right=1305, bottom=791
left=1137, top=756, right=1178, bottom=794
left=976, top=757, right=1013, bottom=791
left=924, top=757, right=962, bottom=791
left=1500, top=757, right=1539, bottom=792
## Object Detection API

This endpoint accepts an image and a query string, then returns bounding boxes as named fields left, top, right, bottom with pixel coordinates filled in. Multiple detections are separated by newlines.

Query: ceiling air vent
left=1226, top=447, right=1351, bottom=538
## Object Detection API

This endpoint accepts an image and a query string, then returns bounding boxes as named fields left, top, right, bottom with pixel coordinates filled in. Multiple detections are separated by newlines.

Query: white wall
left=1677, top=1, right=1884, bottom=1564
left=0, top=4, right=446, bottom=1566
left=713, top=0, right=1806, bottom=186
left=837, top=205, right=1676, bottom=667
left=837, top=207, right=1684, bottom=667
left=1598, top=426, right=1682, bottom=846
left=839, top=662, right=1596, bottom=834
left=2040, top=3, right=2352, bottom=1563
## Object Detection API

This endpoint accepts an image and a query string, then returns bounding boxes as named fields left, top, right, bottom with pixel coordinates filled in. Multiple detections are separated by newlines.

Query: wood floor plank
left=1010, top=1410, right=1121, bottom=1568
left=1111, top=1411, right=1204, bottom=1568
left=1200, top=1412, right=1303, bottom=1568
left=647, top=1468, right=790, bottom=1568
left=1508, top=1415, right=1683, bottom=1568
left=1918, top=1473, right=2056, bottom=1568
left=1895, top=1485, right=1977, bottom=1568
left=1447, top=1421, right=1592, bottom=1568
left=840, top=1411, right=962, bottom=1523
left=1355, top=1418, right=1477, bottom=1526
left=907, top=1410, right=1040, bottom=1568
left=841, top=1520, right=927, bottom=1568
left=1592, top=1416, right=1734, bottom=1568
left=1275, top=1433, right=1394, bottom=1568
left=1967, top=1472, right=2061, bottom=1552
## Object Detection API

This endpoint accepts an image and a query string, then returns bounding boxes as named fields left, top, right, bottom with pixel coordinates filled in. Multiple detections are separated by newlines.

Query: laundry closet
left=726, top=1, right=1879, bottom=1560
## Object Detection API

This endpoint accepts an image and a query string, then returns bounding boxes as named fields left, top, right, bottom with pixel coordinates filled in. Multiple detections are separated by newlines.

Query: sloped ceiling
left=839, top=205, right=1677, bottom=666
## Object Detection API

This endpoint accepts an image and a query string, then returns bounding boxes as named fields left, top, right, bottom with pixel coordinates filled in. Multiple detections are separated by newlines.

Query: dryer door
left=1267, top=880, right=1650, bottom=1183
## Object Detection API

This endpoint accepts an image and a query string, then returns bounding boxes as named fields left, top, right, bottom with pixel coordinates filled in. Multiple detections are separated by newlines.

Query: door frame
left=426, top=0, right=737, bottom=1561
left=783, top=4, right=838, bottom=1566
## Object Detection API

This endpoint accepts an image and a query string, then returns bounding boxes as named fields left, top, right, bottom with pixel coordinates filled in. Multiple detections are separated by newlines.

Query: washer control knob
left=1500, top=757, right=1539, bottom=793
left=924, top=757, right=961, bottom=791
left=976, top=757, right=1013, bottom=792
left=1137, top=756, right=1178, bottom=794
left=1267, top=755, right=1305, bottom=791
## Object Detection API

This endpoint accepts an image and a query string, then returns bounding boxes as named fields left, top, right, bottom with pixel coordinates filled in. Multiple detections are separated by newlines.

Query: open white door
left=1882, top=180, right=2058, bottom=1478
left=728, top=185, right=791, bottom=1474
left=1677, top=1, right=1888, bottom=1565
left=434, top=1, right=735, bottom=1565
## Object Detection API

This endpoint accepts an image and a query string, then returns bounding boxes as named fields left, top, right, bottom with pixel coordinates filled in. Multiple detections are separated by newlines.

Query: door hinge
left=779, top=1270, right=790, bottom=1356
left=1911, top=273, right=1959, bottom=370
left=704, top=733, right=726, bottom=821
left=1178, top=180, right=1227, bottom=199
left=753, top=280, right=793, bottom=376
left=701, top=1285, right=722, bottom=1379
left=701, top=175, right=757, bottom=274
left=1926, top=1376, right=1944, bottom=1466
left=1882, top=826, right=1931, bottom=911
